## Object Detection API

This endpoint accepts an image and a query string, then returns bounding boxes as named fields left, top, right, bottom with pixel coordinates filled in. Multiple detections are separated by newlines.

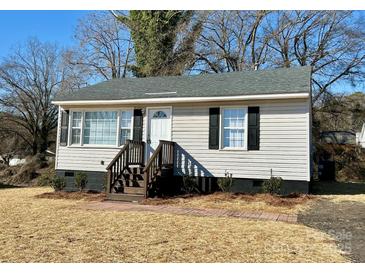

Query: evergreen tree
left=116, top=11, right=203, bottom=77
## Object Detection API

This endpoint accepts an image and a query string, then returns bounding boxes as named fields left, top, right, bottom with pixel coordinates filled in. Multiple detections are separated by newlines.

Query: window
left=71, top=112, right=82, bottom=145
left=120, top=110, right=133, bottom=145
left=152, top=111, right=167, bottom=118
left=83, top=111, right=117, bottom=145
left=222, top=107, right=247, bottom=149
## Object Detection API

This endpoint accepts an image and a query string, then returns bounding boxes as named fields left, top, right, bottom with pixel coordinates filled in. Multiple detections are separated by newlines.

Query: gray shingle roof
left=54, top=66, right=311, bottom=102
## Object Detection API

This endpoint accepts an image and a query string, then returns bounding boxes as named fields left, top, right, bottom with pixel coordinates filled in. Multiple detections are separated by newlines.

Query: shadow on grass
left=0, top=183, right=22, bottom=189
left=311, top=180, right=365, bottom=195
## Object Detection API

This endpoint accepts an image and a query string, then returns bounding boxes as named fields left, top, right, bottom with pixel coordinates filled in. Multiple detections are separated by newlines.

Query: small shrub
left=262, top=176, right=283, bottom=195
left=182, top=175, right=200, bottom=194
left=217, top=171, right=233, bottom=192
left=37, top=168, right=56, bottom=186
left=50, top=176, right=66, bottom=192
left=75, top=172, right=88, bottom=191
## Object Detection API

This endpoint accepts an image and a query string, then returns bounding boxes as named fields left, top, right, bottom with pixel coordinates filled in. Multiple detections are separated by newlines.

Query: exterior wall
left=172, top=100, right=311, bottom=182
left=55, top=106, right=148, bottom=173
left=55, top=98, right=311, bottom=193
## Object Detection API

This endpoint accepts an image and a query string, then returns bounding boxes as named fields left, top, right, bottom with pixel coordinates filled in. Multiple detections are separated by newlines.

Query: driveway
left=298, top=199, right=365, bottom=262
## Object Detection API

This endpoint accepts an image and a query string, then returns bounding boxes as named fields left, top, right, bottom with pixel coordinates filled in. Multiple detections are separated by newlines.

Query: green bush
left=262, top=176, right=283, bottom=195
left=182, top=175, right=200, bottom=194
left=37, top=168, right=56, bottom=186
left=75, top=172, right=88, bottom=191
left=217, top=171, right=233, bottom=192
left=50, top=176, right=66, bottom=191
left=37, top=168, right=65, bottom=191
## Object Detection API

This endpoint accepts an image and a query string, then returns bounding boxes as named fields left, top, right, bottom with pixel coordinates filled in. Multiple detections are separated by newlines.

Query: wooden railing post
left=143, top=170, right=149, bottom=198
left=107, top=170, right=112, bottom=193
left=142, top=140, right=176, bottom=199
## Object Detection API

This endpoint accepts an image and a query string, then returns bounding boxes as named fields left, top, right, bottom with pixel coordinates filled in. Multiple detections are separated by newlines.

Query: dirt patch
left=35, top=191, right=106, bottom=202
left=299, top=199, right=365, bottom=262
left=142, top=192, right=316, bottom=215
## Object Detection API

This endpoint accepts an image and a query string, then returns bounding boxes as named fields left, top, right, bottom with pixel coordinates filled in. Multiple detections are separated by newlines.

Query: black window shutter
left=248, top=106, right=260, bottom=150
left=133, top=109, right=143, bottom=142
left=209, top=108, right=220, bottom=149
left=60, top=110, right=69, bottom=146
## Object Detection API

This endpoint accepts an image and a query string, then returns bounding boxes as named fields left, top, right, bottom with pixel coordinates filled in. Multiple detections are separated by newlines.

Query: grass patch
left=142, top=192, right=315, bottom=215
left=0, top=187, right=347, bottom=262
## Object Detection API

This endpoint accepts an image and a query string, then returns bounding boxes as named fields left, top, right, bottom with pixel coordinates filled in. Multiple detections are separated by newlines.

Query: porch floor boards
left=80, top=201, right=298, bottom=223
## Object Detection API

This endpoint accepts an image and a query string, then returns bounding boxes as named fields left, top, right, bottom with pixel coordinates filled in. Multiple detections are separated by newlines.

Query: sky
left=0, top=10, right=90, bottom=57
left=0, top=10, right=363, bottom=93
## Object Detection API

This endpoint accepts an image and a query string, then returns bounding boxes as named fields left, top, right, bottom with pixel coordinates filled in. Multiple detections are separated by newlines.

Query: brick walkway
left=81, top=201, right=298, bottom=223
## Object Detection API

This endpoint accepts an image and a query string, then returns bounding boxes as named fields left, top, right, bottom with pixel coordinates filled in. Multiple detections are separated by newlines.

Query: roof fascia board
left=52, top=92, right=309, bottom=106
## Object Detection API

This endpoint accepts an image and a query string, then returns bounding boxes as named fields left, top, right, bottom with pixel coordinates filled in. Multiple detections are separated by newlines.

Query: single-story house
left=320, top=131, right=356, bottom=145
left=52, top=66, right=312, bottom=201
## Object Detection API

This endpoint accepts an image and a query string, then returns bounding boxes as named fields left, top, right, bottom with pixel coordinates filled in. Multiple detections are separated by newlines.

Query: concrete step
left=107, top=193, right=144, bottom=202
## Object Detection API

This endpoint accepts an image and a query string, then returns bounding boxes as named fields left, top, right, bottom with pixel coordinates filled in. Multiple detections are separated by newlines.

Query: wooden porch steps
left=107, top=140, right=175, bottom=202
left=123, top=186, right=145, bottom=195
left=107, top=193, right=144, bottom=202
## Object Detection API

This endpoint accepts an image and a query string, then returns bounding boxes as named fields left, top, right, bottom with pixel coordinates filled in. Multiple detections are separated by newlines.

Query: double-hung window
left=71, top=112, right=82, bottom=145
left=83, top=111, right=118, bottom=145
left=120, top=110, right=133, bottom=145
left=222, top=107, right=247, bottom=149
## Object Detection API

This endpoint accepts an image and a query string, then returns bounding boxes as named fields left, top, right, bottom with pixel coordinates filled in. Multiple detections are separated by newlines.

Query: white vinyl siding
left=55, top=100, right=310, bottom=180
left=172, top=101, right=310, bottom=181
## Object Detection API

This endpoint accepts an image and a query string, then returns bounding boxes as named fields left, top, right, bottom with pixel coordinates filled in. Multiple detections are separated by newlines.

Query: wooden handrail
left=143, top=140, right=175, bottom=198
left=106, top=141, right=129, bottom=170
left=106, top=140, right=145, bottom=193
left=143, top=143, right=163, bottom=173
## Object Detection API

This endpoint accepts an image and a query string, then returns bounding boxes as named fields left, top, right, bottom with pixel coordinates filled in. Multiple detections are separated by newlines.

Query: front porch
left=106, top=139, right=175, bottom=202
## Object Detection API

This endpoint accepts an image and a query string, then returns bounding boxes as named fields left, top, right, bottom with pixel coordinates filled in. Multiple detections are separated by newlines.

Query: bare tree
left=66, top=12, right=133, bottom=80
left=264, top=11, right=365, bottom=102
left=0, top=38, right=79, bottom=156
left=193, top=11, right=270, bottom=73
left=194, top=11, right=365, bottom=104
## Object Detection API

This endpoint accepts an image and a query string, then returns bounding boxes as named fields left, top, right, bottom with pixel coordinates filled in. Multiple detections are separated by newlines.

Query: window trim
left=119, top=109, right=134, bottom=147
left=70, top=111, right=82, bottom=146
left=67, top=108, right=134, bottom=148
left=219, top=106, right=248, bottom=151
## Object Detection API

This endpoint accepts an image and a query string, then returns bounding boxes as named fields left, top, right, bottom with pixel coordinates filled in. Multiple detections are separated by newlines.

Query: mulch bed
left=35, top=191, right=106, bottom=202
left=142, top=192, right=315, bottom=208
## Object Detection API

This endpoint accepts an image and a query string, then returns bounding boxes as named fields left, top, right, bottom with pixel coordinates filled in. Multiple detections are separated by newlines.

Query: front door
left=147, top=108, right=172, bottom=157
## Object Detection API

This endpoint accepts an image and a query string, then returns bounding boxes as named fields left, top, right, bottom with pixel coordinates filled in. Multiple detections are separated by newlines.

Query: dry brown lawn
left=143, top=192, right=315, bottom=215
left=0, top=187, right=347, bottom=263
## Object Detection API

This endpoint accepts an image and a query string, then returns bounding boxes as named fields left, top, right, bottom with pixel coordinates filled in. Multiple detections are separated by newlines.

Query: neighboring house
left=356, top=123, right=365, bottom=148
left=52, top=66, right=312, bottom=201
left=320, top=131, right=356, bottom=145
left=9, top=157, right=26, bottom=167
